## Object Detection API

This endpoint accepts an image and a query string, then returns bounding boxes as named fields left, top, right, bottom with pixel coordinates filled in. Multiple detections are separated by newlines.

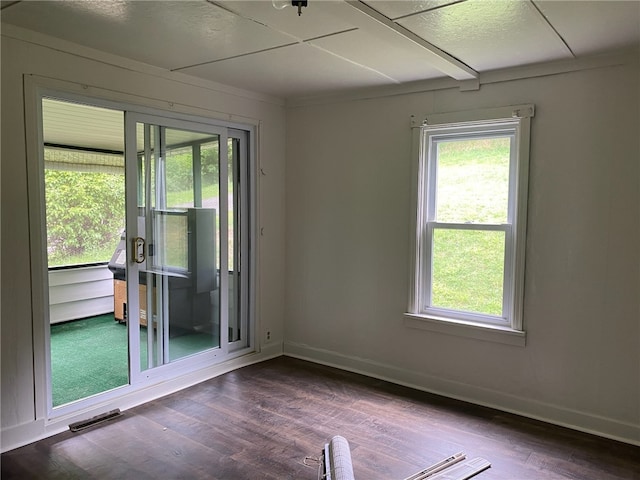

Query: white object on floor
left=322, top=435, right=355, bottom=480
left=404, top=451, right=466, bottom=480
left=424, top=457, right=491, bottom=480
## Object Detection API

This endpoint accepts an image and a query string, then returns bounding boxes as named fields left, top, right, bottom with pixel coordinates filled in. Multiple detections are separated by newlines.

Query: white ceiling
left=2, top=0, right=639, bottom=100
left=42, top=98, right=217, bottom=153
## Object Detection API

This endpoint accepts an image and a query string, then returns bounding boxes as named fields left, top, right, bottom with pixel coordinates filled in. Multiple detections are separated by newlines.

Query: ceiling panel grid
left=1, top=0, right=638, bottom=99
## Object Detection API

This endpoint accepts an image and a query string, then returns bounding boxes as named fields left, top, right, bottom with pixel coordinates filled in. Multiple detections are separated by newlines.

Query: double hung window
left=407, top=105, right=533, bottom=338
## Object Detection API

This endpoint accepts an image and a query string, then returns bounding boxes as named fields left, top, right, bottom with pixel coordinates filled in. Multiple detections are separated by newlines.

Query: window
left=44, top=151, right=125, bottom=268
left=43, top=99, right=125, bottom=268
left=407, top=105, right=533, bottom=342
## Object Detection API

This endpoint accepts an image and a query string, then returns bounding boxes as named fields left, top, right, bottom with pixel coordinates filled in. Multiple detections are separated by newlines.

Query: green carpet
left=50, top=314, right=128, bottom=407
left=51, top=314, right=217, bottom=407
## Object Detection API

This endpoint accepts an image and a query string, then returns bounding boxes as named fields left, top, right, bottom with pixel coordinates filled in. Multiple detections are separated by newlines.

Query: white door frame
left=24, top=76, right=257, bottom=422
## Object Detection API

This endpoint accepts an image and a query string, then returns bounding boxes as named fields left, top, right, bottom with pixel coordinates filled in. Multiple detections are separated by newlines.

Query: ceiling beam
left=344, top=0, right=478, bottom=81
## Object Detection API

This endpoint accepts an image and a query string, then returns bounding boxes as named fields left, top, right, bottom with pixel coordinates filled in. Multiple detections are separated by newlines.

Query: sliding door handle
left=132, top=237, right=146, bottom=263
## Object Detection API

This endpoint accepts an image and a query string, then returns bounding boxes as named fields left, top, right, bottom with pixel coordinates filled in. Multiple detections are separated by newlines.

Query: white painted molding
left=403, top=314, right=526, bottom=347
left=287, top=48, right=639, bottom=107
left=283, top=341, right=640, bottom=447
left=0, top=343, right=283, bottom=453
left=0, top=419, right=47, bottom=455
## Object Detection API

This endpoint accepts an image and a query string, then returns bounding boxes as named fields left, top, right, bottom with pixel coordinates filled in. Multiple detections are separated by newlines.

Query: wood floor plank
left=2, top=357, right=639, bottom=479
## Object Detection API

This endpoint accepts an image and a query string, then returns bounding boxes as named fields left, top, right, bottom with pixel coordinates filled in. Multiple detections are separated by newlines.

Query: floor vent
left=69, top=409, right=122, bottom=432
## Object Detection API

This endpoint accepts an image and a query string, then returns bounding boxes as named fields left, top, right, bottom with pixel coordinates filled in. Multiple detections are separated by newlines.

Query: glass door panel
left=38, top=96, right=252, bottom=421
left=128, top=117, right=227, bottom=371
left=226, top=133, right=249, bottom=348
left=227, top=137, right=240, bottom=344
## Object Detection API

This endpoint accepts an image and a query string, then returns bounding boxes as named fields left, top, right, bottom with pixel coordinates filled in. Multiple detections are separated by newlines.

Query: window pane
left=153, top=211, right=188, bottom=271
left=435, top=137, right=510, bottom=224
left=165, top=145, right=194, bottom=208
left=201, top=140, right=220, bottom=270
left=45, top=169, right=125, bottom=267
left=431, top=228, right=505, bottom=316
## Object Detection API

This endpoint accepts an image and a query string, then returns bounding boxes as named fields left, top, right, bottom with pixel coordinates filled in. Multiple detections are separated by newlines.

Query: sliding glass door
left=125, top=113, right=251, bottom=379
left=37, top=92, right=254, bottom=416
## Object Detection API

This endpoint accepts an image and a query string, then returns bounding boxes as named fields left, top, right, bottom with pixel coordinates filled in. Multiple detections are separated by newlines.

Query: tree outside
left=45, top=169, right=125, bottom=267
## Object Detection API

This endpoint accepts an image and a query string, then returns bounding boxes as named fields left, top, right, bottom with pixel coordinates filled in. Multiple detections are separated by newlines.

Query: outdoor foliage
left=45, top=170, right=125, bottom=266
left=45, top=141, right=224, bottom=267
left=165, top=143, right=219, bottom=199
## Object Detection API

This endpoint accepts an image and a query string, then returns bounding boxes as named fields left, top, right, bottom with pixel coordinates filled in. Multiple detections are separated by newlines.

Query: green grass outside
left=166, top=183, right=220, bottom=207
left=429, top=137, right=510, bottom=317
left=48, top=244, right=121, bottom=268
left=432, top=229, right=505, bottom=316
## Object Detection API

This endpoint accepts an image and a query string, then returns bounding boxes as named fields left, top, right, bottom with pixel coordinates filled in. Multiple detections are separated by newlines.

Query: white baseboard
left=283, top=341, right=640, bottom=447
left=1, top=342, right=283, bottom=453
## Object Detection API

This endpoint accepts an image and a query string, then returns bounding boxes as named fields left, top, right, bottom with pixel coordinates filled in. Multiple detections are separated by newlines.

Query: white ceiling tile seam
left=530, top=0, right=576, bottom=58
left=170, top=42, right=300, bottom=72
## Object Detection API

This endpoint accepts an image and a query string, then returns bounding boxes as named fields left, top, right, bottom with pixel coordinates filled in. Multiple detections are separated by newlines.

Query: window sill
left=403, top=313, right=526, bottom=347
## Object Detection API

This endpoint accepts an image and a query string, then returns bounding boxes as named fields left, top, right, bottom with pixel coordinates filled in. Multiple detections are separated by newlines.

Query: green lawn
left=48, top=244, right=121, bottom=268
left=429, top=137, right=510, bottom=317
left=432, top=229, right=505, bottom=316
left=166, top=183, right=220, bottom=207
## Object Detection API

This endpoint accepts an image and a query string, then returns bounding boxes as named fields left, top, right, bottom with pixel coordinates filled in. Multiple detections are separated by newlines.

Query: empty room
left=1, top=1, right=639, bottom=479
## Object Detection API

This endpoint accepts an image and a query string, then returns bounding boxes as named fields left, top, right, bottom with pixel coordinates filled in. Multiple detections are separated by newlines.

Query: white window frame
left=405, top=105, right=534, bottom=346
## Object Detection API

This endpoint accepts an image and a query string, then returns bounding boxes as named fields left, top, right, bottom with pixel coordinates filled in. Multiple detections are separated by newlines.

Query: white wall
left=285, top=59, right=640, bottom=444
left=1, top=29, right=286, bottom=449
left=49, top=266, right=114, bottom=324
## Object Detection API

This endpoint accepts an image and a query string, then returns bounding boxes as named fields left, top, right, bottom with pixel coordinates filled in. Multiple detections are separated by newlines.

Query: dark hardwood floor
left=2, top=356, right=639, bottom=479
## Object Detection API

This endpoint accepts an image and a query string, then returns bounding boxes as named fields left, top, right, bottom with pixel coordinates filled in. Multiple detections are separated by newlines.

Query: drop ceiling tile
left=397, top=0, right=573, bottom=71
left=535, top=0, right=640, bottom=56
left=361, top=0, right=463, bottom=20
left=309, top=29, right=445, bottom=82
left=180, top=43, right=395, bottom=98
left=215, top=0, right=357, bottom=40
left=0, top=0, right=294, bottom=70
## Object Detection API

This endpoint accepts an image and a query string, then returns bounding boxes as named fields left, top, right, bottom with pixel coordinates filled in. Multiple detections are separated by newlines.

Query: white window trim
left=405, top=105, right=534, bottom=346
